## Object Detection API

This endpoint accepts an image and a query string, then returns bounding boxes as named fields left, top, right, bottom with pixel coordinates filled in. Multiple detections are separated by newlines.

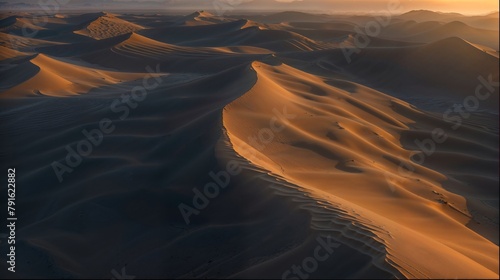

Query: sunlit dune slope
left=223, top=61, right=499, bottom=278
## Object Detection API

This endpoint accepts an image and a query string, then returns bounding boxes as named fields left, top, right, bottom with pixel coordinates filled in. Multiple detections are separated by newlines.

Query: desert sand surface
left=0, top=9, right=498, bottom=279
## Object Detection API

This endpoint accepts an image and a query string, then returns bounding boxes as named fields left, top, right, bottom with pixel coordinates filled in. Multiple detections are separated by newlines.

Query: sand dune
left=1, top=53, right=155, bottom=97
left=0, top=45, right=29, bottom=61
left=245, top=11, right=335, bottom=24
left=0, top=32, right=64, bottom=52
left=138, top=19, right=254, bottom=44
left=0, top=15, right=46, bottom=32
left=217, top=27, right=327, bottom=51
left=379, top=20, right=499, bottom=49
left=397, top=10, right=465, bottom=22
left=457, top=15, right=500, bottom=31
left=178, top=11, right=228, bottom=26
left=280, top=37, right=498, bottom=113
left=397, top=10, right=499, bottom=31
left=0, top=10, right=498, bottom=279
left=73, top=13, right=144, bottom=40
left=68, top=32, right=270, bottom=73
left=223, top=61, right=498, bottom=278
left=409, top=21, right=497, bottom=49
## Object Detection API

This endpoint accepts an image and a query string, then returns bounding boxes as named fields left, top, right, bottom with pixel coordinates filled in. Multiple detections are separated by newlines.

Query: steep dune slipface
left=223, top=61, right=499, bottom=278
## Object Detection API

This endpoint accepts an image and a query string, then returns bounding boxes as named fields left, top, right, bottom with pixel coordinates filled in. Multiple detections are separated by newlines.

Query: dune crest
left=1, top=53, right=159, bottom=97
left=223, top=61, right=499, bottom=278
left=74, top=13, right=144, bottom=40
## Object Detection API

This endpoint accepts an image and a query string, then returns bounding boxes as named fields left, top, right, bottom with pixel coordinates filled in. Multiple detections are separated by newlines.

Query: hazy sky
left=2, top=0, right=498, bottom=15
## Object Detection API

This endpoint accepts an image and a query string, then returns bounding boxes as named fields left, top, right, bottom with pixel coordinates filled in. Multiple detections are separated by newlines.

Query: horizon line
left=1, top=8, right=499, bottom=17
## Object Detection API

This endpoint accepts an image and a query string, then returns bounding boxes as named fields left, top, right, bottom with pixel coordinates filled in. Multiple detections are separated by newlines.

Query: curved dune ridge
left=0, top=44, right=29, bottom=61
left=0, top=11, right=498, bottom=279
left=179, top=11, right=229, bottom=26
left=73, top=13, right=144, bottom=40
left=222, top=61, right=498, bottom=278
left=0, top=15, right=47, bottom=32
left=1, top=53, right=158, bottom=97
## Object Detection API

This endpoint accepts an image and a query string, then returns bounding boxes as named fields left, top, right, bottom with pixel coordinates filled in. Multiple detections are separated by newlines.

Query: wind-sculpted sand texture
left=0, top=10, right=498, bottom=279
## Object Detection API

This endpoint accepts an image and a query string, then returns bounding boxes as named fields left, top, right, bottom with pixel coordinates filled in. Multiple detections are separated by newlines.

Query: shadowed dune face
left=0, top=10, right=498, bottom=279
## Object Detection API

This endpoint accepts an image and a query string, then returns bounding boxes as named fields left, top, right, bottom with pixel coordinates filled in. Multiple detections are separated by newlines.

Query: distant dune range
left=0, top=10, right=498, bottom=279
